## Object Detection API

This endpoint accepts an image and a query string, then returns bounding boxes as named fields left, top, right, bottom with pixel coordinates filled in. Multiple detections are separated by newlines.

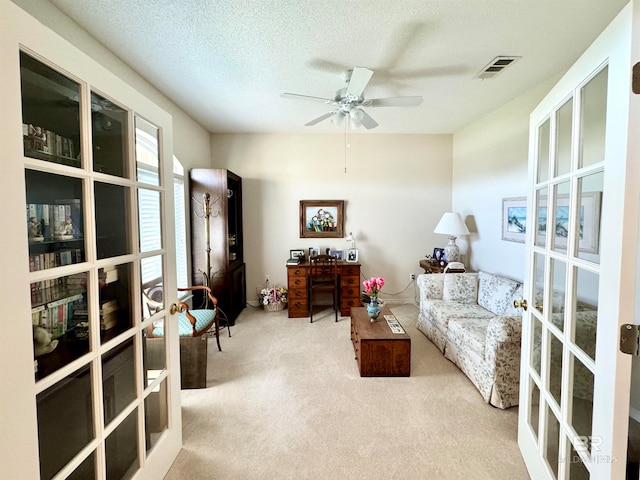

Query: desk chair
left=308, top=254, right=339, bottom=322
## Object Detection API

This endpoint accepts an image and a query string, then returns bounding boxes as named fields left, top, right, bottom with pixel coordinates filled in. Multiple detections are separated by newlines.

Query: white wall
left=211, top=133, right=452, bottom=304
left=452, top=77, right=558, bottom=281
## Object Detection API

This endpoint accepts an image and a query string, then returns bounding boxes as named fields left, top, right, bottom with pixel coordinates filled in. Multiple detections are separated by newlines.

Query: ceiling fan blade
left=281, top=92, right=336, bottom=104
left=360, top=111, right=379, bottom=130
left=304, top=111, right=336, bottom=126
left=345, top=67, right=373, bottom=98
left=366, top=96, right=423, bottom=107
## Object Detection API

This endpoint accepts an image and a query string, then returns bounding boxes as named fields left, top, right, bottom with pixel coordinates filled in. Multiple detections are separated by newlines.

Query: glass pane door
left=21, top=51, right=178, bottom=480
left=520, top=64, right=608, bottom=479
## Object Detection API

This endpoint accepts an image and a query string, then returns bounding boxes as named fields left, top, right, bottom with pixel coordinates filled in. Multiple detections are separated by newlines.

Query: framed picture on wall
left=300, top=200, right=345, bottom=238
left=502, top=197, right=527, bottom=243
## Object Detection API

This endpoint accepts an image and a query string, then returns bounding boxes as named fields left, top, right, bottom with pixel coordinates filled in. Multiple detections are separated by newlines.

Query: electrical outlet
left=265, top=274, right=270, bottom=283
left=410, top=273, right=416, bottom=281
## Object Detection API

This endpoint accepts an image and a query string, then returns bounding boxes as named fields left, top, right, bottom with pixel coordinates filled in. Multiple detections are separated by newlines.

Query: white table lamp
left=434, top=212, right=469, bottom=262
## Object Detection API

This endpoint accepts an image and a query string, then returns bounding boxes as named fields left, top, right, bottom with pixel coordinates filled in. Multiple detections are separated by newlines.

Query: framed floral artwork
left=299, top=200, right=344, bottom=238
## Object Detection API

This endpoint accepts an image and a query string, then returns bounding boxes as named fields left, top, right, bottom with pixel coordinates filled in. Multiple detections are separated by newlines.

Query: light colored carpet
left=164, top=304, right=530, bottom=480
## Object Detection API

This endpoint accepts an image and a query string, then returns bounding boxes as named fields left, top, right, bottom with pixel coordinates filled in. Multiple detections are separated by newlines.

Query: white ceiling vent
left=475, top=56, right=521, bottom=79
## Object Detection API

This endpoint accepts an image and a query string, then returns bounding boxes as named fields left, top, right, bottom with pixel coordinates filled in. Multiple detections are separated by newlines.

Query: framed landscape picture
left=300, top=200, right=344, bottom=238
left=502, top=193, right=601, bottom=253
left=502, top=197, right=527, bottom=243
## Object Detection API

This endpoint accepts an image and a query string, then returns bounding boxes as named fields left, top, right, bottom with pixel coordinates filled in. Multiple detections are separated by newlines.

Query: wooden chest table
left=350, top=306, right=411, bottom=377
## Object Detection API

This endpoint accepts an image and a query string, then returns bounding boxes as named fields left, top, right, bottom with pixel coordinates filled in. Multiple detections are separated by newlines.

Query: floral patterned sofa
left=417, top=271, right=523, bottom=409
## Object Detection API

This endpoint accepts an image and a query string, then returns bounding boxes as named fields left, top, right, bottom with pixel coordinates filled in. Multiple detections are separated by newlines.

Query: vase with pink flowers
left=363, top=276, right=385, bottom=321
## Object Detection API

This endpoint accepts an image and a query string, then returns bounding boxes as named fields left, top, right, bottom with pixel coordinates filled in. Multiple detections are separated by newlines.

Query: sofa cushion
left=477, top=271, right=522, bottom=316
left=430, top=301, right=494, bottom=333
left=448, top=317, right=488, bottom=357
left=443, top=273, right=478, bottom=304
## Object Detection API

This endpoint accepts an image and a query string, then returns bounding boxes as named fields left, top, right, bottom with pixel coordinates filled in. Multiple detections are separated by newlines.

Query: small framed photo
left=308, top=247, right=320, bottom=258
left=346, top=248, right=359, bottom=263
left=290, top=249, right=305, bottom=261
left=433, top=247, right=446, bottom=263
left=329, top=250, right=344, bottom=261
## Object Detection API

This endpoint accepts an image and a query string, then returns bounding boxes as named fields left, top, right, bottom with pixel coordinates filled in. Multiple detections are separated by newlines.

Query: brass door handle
left=514, top=299, right=528, bottom=311
left=169, top=303, right=184, bottom=315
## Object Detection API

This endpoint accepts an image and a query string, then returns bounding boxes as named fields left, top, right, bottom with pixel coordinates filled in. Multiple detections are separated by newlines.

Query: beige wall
left=452, top=77, right=558, bottom=281
left=211, top=133, right=453, bottom=303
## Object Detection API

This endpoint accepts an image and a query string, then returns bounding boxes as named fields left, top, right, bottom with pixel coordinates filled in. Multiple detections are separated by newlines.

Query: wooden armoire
left=189, top=169, right=246, bottom=325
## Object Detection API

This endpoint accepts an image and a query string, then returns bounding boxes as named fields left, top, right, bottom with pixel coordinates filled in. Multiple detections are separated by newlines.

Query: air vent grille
left=476, top=56, right=521, bottom=79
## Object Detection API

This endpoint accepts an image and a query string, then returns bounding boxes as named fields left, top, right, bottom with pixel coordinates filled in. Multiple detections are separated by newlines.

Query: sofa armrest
left=485, top=315, right=522, bottom=361
left=487, top=315, right=522, bottom=343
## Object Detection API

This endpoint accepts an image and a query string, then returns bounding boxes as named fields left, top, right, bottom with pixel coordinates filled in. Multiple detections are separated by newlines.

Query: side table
left=419, top=259, right=446, bottom=274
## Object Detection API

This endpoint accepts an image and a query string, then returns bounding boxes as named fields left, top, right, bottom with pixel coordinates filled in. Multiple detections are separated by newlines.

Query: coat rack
left=192, top=192, right=219, bottom=308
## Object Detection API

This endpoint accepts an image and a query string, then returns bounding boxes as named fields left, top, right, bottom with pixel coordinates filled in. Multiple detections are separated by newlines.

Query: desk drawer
left=341, top=275, right=360, bottom=289
left=342, top=264, right=360, bottom=276
left=288, top=275, right=307, bottom=290
left=287, top=266, right=306, bottom=278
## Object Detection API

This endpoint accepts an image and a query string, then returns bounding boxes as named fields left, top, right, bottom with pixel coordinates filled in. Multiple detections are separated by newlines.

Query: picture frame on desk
left=308, top=247, right=320, bottom=258
left=346, top=248, right=358, bottom=263
left=330, top=250, right=344, bottom=260
left=290, top=249, right=305, bottom=260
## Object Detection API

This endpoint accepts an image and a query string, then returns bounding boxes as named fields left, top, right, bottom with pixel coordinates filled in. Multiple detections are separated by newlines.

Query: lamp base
left=444, top=236, right=460, bottom=262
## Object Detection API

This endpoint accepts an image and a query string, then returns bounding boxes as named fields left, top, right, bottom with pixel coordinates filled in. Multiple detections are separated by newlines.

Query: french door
left=518, top=3, right=640, bottom=479
left=0, top=1, right=182, bottom=478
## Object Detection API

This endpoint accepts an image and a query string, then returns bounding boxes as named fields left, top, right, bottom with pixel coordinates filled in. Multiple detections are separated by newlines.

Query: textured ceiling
left=50, top=0, right=628, bottom=134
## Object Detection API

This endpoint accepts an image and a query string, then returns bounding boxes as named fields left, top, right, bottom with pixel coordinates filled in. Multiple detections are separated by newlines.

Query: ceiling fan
left=282, top=66, right=423, bottom=130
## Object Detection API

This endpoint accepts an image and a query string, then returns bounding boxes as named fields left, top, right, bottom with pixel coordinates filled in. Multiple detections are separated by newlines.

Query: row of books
left=31, top=294, right=84, bottom=339
left=23, top=123, right=77, bottom=159
left=30, top=275, right=86, bottom=306
left=29, top=248, right=83, bottom=272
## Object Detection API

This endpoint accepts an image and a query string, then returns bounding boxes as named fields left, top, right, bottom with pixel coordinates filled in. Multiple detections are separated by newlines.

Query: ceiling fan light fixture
left=331, top=111, right=346, bottom=127
left=350, top=108, right=364, bottom=128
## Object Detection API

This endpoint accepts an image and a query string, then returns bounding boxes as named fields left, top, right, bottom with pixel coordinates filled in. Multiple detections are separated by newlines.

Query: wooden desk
left=287, top=261, right=361, bottom=318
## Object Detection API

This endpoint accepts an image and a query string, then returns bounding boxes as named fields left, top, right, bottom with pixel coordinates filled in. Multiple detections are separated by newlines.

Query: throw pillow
left=443, top=273, right=478, bottom=304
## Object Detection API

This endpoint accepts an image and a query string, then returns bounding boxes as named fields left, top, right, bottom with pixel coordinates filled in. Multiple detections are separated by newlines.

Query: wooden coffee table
left=350, top=306, right=411, bottom=377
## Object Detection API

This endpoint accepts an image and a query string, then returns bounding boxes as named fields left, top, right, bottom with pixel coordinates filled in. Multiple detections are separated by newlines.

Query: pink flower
left=363, top=276, right=385, bottom=299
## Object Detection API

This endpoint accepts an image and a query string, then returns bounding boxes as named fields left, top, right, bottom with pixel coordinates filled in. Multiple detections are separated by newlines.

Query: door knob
left=514, top=299, right=528, bottom=311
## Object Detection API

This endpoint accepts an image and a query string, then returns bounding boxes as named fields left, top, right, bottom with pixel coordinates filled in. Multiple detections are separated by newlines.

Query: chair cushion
left=178, top=309, right=215, bottom=336
left=442, top=273, right=478, bottom=304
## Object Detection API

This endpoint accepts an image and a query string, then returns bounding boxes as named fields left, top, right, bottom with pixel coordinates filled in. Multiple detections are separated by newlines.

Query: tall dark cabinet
left=189, top=169, right=246, bottom=325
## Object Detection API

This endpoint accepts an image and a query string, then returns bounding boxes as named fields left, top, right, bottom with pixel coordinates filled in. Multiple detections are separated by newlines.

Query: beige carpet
left=164, top=304, right=530, bottom=480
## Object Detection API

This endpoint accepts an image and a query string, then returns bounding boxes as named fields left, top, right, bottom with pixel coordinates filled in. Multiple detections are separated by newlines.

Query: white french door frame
left=0, top=1, right=183, bottom=478
left=518, top=2, right=640, bottom=479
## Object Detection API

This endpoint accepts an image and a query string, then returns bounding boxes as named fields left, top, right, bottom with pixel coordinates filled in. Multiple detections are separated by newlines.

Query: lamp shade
left=433, top=212, right=469, bottom=236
